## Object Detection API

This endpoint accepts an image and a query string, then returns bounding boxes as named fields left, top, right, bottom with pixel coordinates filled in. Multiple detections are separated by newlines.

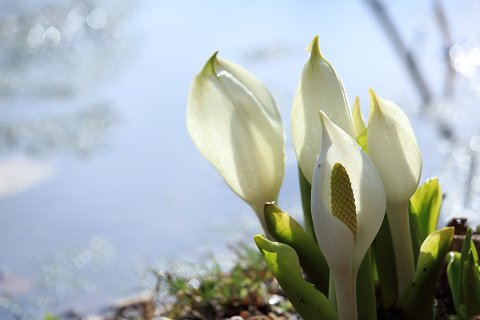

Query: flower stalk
left=367, top=90, right=421, bottom=296
left=332, top=268, right=358, bottom=320
left=386, top=201, right=415, bottom=296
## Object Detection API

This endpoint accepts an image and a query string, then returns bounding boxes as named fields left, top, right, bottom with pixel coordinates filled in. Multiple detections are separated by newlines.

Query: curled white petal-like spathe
left=187, top=53, right=286, bottom=210
left=292, top=35, right=354, bottom=184
left=367, top=90, right=422, bottom=204
left=311, top=111, right=385, bottom=271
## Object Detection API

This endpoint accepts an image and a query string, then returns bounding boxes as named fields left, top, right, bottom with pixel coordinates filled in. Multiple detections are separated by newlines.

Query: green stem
left=372, top=215, right=398, bottom=309
left=252, top=203, right=273, bottom=240
left=357, top=249, right=377, bottom=320
left=387, top=201, right=415, bottom=297
left=298, top=166, right=317, bottom=242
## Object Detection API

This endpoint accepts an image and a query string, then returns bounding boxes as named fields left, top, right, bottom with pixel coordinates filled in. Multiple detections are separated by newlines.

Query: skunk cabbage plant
left=187, top=53, right=285, bottom=234
left=187, top=35, right=471, bottom=320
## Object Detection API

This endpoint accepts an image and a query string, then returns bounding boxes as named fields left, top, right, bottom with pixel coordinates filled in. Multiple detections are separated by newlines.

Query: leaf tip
left=200, top=51, right=219, bottom=76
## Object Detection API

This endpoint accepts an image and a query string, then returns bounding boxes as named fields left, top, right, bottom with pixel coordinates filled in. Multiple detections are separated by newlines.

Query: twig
left=464, top=150, right=477, bottom=208
left=364, top=0, right=433, bottom=108
left=432, top=0, right=456, bottom=97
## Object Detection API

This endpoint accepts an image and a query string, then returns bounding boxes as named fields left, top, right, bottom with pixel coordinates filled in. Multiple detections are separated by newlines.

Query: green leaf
left=400, top=227, right=454, bottom=320
left=409, top=178, right=442, bottom=266
left=462, top=252, right=480, bottom=317
left=356, top=249, right=377, bottom=320
left=447, top=228, right=480, bottom=318
left=458, top=228, right=473, bottom=313
left=372, top=215, right=398, bottom=309
left=446, top=251, right=462, bottom=315
left=409, top=205, right=423, bottom=265
left=298, top=166, right=317, bottom=242
left=264, top=203, right=329, bottom=294
left=458, top=228, right=480, bottom=317
left=254, top=234, right=337, bottom=320
left=409, top=178, right=442, bottom=241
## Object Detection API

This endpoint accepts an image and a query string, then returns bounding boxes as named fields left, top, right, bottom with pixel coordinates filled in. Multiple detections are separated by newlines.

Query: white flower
left=187, top=53, right=286, bottom=232
left=311, top=111, right=385, bottom=320
left=367, top=89, right=422, bottom=296
left=292, top=35, right=354, bottom=183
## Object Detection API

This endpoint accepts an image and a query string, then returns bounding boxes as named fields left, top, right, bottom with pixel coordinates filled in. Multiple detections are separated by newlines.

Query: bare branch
left=364, top=0, right=433, bottom=108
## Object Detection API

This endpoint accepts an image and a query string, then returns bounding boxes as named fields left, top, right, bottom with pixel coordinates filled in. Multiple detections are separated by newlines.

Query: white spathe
left=367, top=90, right=422, bottom=203
left=187, top=53, right=286, bottom=228
left=311, top=111, right=385, bottom=320
left=292, top=35, right=354, bottom=183
left=366, top=89, right=422, bottom=296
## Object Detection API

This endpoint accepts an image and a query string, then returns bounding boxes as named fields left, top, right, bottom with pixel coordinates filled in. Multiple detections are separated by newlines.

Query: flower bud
left=187, top=53, right=285, bottom=230
left=292, top=36, right=354, bottom=183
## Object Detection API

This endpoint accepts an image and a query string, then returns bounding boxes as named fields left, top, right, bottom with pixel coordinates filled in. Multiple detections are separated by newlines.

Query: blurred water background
left=1, top=0, right=480, bottom=318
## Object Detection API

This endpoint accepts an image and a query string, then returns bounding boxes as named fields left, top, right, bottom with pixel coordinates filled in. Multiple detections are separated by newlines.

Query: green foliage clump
left=157, top=244, right=295, bottom=319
